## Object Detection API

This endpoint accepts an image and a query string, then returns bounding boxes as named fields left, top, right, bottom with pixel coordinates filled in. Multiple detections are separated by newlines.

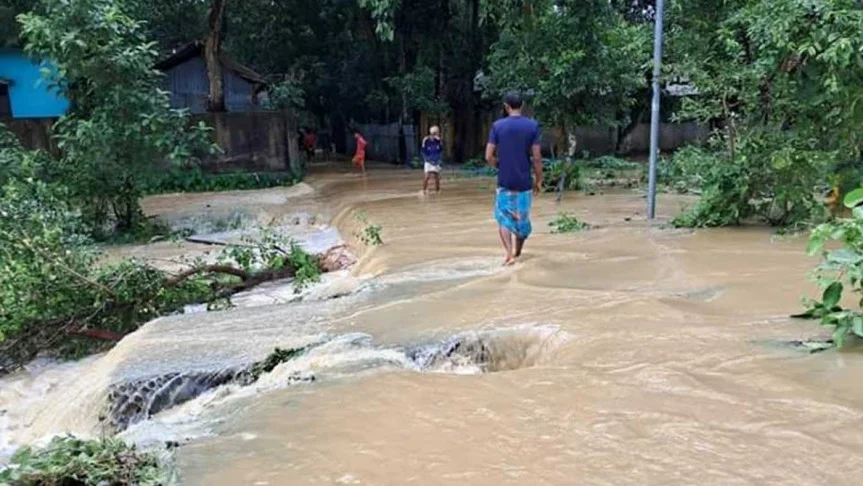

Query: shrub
left=0, top=213, right=322, bottom=371
left=0, top=436, right=167, bottom=486
left=549, top=213, right=591, bottom=233
left=582, top=156, right=638, bottom=171
left=672, top=131, right=830, bottom=228
left=543, top=159, right=583, bottom=192
left=143, top=168, right=296, bottom=195
left=353, top=210, right=384, bottom=246
left=659, top=145, right=716, bottom=194
left=795, top=188, right=863, bottom=347
left=463, top=158, right=485, bottom=170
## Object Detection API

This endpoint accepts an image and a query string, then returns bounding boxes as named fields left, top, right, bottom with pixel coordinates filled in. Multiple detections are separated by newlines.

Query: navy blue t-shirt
left=421, top=136, right=443, bottom=164
left=488, top=115, right=541, bottom=191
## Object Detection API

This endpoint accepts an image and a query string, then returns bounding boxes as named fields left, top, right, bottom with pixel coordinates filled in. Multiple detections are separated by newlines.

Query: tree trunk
left=205, top=0, right=228, bottom=113
left=722, top=92, right=736, bottom=159
left=615, top=104, right=646, bottom=154
left=285, top=111, right=302, bottom=177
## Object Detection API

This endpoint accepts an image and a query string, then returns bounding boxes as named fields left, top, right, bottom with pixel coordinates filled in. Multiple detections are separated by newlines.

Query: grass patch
left=549, top=213, right=591, bottom=233
left=144, top=167, right=296, bottom=195
left=0, top=436, right=168, bottom=486
left=581, top=155, right=639, bottom=171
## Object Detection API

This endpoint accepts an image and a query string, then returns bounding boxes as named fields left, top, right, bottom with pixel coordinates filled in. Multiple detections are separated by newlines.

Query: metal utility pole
left=647, top=0, right=665, bottom=220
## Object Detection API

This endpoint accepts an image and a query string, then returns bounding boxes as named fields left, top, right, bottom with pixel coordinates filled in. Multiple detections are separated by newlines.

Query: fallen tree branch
left=164, top=264, right=251, bottom=287
left=213, top=267, right=297, bottom=300
left=184, top=236, right=255, bottom=247
left=69, top=329, right=125, bottom=342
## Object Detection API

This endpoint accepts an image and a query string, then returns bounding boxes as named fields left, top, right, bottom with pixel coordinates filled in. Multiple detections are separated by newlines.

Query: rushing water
left=3, top=167, right=863, bottom=485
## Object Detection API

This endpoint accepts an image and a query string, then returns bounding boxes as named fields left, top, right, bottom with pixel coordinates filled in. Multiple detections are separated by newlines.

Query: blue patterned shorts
left=494, top=188, right=533, bottom=239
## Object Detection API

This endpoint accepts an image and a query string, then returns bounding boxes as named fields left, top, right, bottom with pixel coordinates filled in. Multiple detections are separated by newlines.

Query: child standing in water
left=421, top=126, right=443, bottom=193
left=352, top=130, right=367, bottom=173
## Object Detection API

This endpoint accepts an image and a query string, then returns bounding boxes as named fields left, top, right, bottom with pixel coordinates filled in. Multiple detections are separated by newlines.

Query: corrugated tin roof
left=154, top=41, right=268, bottom=87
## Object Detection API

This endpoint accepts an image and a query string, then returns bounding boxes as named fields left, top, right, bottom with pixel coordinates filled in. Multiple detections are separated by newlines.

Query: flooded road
left=5, top=167, right=863, bottom=484
left=174, top=169, right=863, bottom=485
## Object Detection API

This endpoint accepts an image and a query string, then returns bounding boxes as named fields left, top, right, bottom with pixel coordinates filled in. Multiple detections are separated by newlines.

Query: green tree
left=668, top=0, right=863, bottom=227
left=484, top=0, right=650, bottom=153
left=18, top=0, right=213, bottom=234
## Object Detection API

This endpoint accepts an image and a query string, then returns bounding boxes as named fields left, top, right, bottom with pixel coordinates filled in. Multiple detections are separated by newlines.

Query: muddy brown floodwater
left=4, top=166, right=863, bottom=485
left=171, top=169, right=863, bottom=485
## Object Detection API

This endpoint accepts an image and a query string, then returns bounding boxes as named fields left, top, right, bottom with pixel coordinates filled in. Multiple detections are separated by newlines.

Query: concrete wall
left=0, top=49, right=69, bottom=119
left=540, top=122, right=708, bottom=157
left=367, top=118, right=707, bottom=163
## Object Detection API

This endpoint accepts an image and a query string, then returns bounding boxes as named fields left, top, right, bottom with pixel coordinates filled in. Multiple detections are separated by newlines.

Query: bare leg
left=499, top=226, right=515, bottom=265
left=434, top=173, right=440, bottom=192
left=515, top=237, right=525, bottom=258
left=423, top=173, right=429, bottom=193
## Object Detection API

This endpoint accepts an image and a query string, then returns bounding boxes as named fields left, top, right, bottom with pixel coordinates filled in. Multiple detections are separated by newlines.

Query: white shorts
left=424, top=162, right=441, bottom=173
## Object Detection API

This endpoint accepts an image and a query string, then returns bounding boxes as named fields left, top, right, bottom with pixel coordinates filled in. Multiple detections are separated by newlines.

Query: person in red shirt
left=303, top=129, right=317, bottom=161
left=352, top=130, right=367, bottom=173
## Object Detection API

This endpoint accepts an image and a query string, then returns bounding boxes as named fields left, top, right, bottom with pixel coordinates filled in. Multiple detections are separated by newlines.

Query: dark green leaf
left=844, top=188, right=863, bottom=209
left=822, top=281, right=844, bottom=309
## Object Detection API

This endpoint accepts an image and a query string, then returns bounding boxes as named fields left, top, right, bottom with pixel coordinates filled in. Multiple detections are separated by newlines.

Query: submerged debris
left=102, top=346, right=314, bottom=434
left=237, top=346, right=312, bottom=384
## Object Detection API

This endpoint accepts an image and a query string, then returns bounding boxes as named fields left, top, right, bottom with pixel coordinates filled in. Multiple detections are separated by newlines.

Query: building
left=155, top=41, right=269, bottom=114
left=0, top=49, right=69, bottom=119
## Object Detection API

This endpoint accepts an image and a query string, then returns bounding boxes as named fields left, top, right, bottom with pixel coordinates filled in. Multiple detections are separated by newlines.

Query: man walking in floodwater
left=485, top=91, right=542, bottom=266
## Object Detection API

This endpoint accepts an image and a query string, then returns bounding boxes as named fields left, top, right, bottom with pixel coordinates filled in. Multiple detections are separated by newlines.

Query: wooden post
left=205, top=0, right=227, bottom=112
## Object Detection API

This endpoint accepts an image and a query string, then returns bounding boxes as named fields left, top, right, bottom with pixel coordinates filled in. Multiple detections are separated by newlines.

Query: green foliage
left=486, top=0, right=649, bottom=129
left=797, top=189, right=863, bottom=347
left=0, top=124, right=52, bottom=188
left=357, top=0, right=399, bottom=41
left=0, top=0, right=36, bottom=47
left=353, top=210, right=384, bottom=246
left=667, top=0, right=863, bottom=229
left=18, top=0, right=214, bottom=235
left=581, top=156, right=638, bottom=171
left=144, top=168, right=296, bottom=195
left=285, top=242, right=324, bottom=290
left=386, top=66, right=448, bottom=114
left=267, top=78, right=307, bottom=111
left=543, top=160, right=583, bottom=192
left=246, top=346, right=308, bottom=382
left=0, top=177, right=96, bottom=348
left=658, top=145, right=714, bottom=194
left=549, top=213, right=591, bottom=234
left=218, top=230, right=321, bottom=291
left=0, top=436, right=167, bottom=486
left=0, top=200, right=322, bottom=371
left=671, top=132, right=830, bottom=228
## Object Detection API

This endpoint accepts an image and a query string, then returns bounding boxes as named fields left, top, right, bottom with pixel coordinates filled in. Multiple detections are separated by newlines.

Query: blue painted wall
left=0, top=49, right=69, bottom=119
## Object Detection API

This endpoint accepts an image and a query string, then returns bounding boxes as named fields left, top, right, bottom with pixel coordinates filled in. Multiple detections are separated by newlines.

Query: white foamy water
left=0, top=356, right=102, bottom=462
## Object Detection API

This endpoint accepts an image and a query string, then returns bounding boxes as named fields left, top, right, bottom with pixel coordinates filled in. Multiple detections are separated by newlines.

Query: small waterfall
left=102, top=326, right=567, bottom=435
left=2, top=325, right=569, bottom=459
